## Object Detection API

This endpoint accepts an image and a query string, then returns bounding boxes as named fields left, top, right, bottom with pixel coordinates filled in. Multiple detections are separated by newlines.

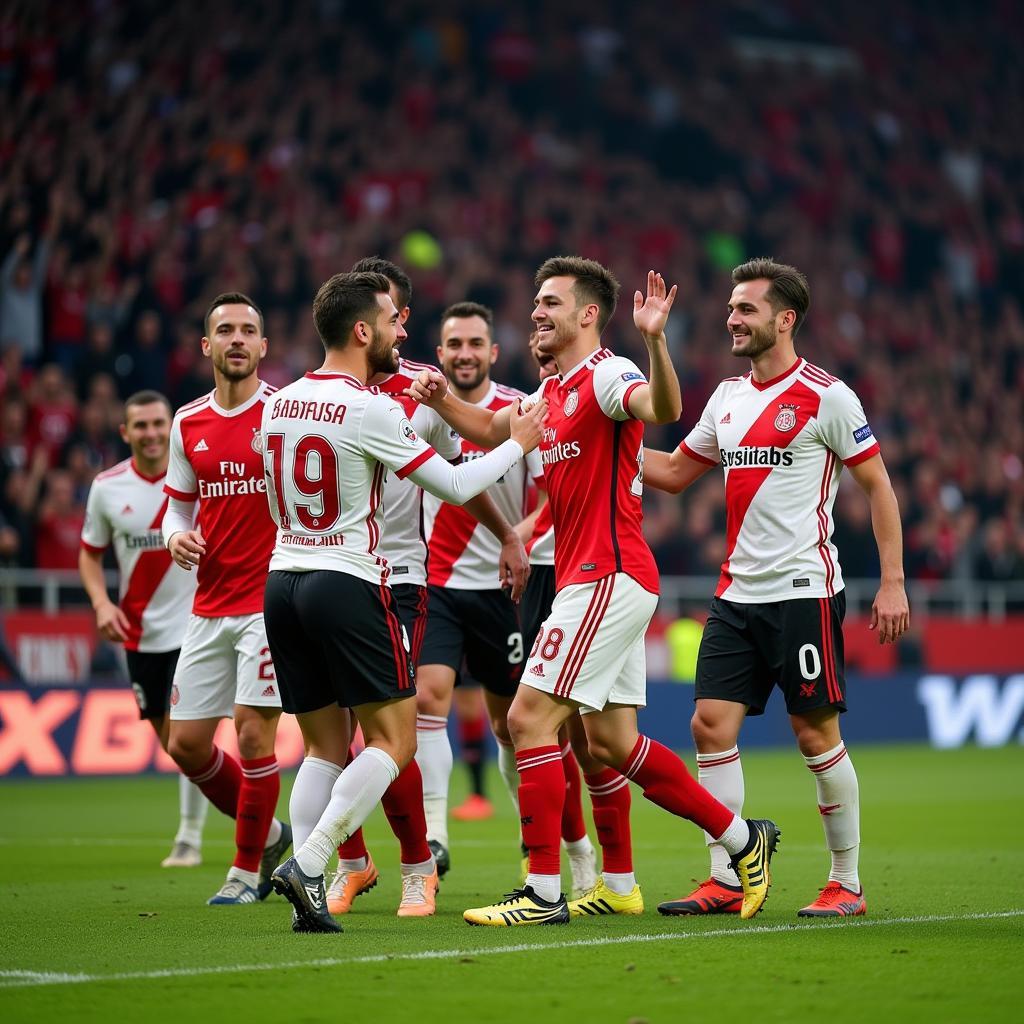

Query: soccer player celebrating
left=161, top=293, right=292, bottom=906
left=411, top=257, right=780, bottom=927
left=415, top=301, right=541, bottom=875
left=645, top=258, right=909, bottom=919
left=326, top=257, right=528, bottom=918
left=79, top=390, right=208, bottom=868
left=264, top=271, right=545, bottom=933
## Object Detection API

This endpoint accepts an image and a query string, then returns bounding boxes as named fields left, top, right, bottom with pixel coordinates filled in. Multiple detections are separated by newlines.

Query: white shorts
left=521, top=573, right=658, bottom=714
left=169, top=613, right=281, bottom=721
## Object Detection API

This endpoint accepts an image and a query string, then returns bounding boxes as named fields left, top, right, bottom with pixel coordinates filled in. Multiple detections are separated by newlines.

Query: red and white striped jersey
left=81, top=459, right=197, bottom=652
left=164, top=384, right=278, bottom=618
left=526, top=488, right=554, bottom=566
left=680, top=358, right=881, bottom=602
left=528, top=349, right=658, bottom=594
left=423, top=381, right=541, bottom=590
left=261, top=370, right=448, bottom=585
left=375, top=360, right=462, bottom=586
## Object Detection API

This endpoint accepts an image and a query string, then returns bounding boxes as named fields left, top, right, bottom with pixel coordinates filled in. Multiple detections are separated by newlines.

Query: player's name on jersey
left=267, top=397, right=349, bottom=424
left=123, top=529, right=165, bottom=550
left=720, top=446, right=795, bottom=468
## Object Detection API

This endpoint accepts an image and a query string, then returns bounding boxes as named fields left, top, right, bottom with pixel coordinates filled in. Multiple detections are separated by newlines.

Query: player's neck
left=213, top=372, right=261, bottom=410
left=749, top=343, right=799, bottom=385
left=318, top=350, right=369, bottom=383
left=450, top=377, right=492, bottom=405
left=553, top=335, right=600, bottom=377
left=132, top=454, right=168, bottom=481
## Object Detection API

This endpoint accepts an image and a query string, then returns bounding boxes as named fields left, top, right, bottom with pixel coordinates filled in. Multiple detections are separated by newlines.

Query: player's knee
left=490, top=714, right=511, bottom=746
left=791, top=718, right=839, bottom=757
left=690, top=708, right=729, bottom=751
left=236, top=718, right=275, bottom=760
left=168, top=733, right=208, bottom=772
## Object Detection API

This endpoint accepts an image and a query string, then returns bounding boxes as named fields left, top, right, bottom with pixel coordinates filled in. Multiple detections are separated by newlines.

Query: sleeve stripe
left=622, top=380, right=646, bottom=417
left=678, top=440, right=718, bottom=466
left=79, top=540, right=107, bottom=554
left=396, top=448, right=437, bottom=479
left=842, top=442, right=881, bottom=467
left=164, top=484, right=199, bottom=500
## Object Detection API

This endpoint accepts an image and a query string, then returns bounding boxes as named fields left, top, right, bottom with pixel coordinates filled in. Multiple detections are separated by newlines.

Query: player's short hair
left=123, top=390, right=172, bottom=421
left=731, top=258, right=810, bottom=336
left=534, top=256, right=620, bottom=333
left=441, top=301, right=494, bottom=335
left=312, top=271, right=393, bottom=350
left=351, top=256, right=413, bottom=310
left=204, top=292, right=264, bottom=336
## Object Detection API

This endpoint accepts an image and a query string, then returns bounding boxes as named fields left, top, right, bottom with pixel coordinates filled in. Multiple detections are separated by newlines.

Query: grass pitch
left=2, top=743, right=1022, bottom=1024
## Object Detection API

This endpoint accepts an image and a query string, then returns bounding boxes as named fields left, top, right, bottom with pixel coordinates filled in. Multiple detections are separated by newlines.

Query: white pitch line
left=1, top=910, right=1021, bottom=990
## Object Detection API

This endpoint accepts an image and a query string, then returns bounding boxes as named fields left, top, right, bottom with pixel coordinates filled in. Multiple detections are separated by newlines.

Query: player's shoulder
left=489, top=380, right=527, bottom=409
left=797, top=361, right=841, bottom=391
left=173, top=390, right=214, bottom=424
left=257, top=380, right=279, bottom=403
left=93, top=458, right=132, bottom=485
left=590, top=348, right=645, bottom=387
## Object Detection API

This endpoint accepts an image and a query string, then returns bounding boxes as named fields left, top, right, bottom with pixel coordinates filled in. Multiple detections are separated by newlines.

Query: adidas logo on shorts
left=261, top=684, right=276, bottom=697
left=530, top=664, right=545, bottom=677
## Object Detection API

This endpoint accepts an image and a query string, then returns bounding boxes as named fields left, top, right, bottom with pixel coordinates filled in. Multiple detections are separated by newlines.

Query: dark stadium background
left=0, top=0, right=1021, bottom=766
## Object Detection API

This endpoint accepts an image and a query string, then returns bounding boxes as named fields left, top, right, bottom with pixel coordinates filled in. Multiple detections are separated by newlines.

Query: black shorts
left=264, top=570, right=415, bottom=714
left=419, top=585, right=524, bottom=697
left=695, top=594, right=847, bottom=717
left=520, top=563, right=556, bottom=654
left=125, top=649, right=180, bottom=721
left=391, top=582, right=429, bottom=667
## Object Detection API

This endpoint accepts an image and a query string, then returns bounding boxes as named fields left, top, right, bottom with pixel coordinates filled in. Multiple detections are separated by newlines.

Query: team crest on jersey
left=250, top=429, right=264, bottom=454
left=399, top=419, right=419, bottom=446
left=774, top=403, right=799, bottom=431
left=563, top=387, right=579, bottom=416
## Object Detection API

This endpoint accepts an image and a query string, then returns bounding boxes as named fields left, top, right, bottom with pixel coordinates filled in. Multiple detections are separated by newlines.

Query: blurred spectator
left=33, top=469, right=84, bottom=571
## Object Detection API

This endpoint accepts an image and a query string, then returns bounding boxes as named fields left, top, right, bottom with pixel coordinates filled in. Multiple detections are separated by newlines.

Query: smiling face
left=202, top=303, right=267, bottom=381
left=726, top=280, right=783, bottom=359
left=366, top=292, right=407, bottom=375
left=120, top=400, right=171, bottom=466
left=438, top=314, right=497, bottom=394
left=531, top=275, right=590, bottom=356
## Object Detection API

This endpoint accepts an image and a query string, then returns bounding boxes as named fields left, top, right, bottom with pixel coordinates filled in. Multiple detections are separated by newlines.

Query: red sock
left=584, top=767, right=633, bottom=873
left=560, top=745, right=587, bottom=843
left=622, top=736, right=733, bottom=839
left=234, top=755, right=280, bottom=873
left=336, top=745, right=369, bottom=861
left=186, top=746, right=241, bottom=819
left=516, top=745, right=565, bottom=876
left=382, top=759, right=432, bottom=865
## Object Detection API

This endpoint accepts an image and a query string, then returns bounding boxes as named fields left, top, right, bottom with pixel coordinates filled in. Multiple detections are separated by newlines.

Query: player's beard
left=367, top=327, right=400, bottom=375
left=447, top=360, right=488, bottom=394
left=213, top=347, right=258, bottom=381
left=535, top=317, right=574, bottom=358
left=732, top=321, right=777, bottom=359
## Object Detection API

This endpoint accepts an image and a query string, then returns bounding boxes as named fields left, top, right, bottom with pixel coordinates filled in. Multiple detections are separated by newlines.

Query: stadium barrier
left=1, top=672, right=1021, bottom=778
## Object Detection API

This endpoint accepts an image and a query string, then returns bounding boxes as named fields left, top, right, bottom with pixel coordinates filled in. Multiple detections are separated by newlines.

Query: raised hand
left=406, top=368, right=449, bottom=407
left=509, top=398, right=547, bottom=454
left=633, top=270, right=678, bottom=344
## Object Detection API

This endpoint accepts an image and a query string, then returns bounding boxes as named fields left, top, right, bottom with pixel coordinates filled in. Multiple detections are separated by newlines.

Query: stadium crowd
left=1, top=0, right=1021, bottom=585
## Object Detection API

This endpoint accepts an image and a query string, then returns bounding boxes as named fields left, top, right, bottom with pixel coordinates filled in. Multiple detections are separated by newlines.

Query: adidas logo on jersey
left=120, top=504, right=134, bottom=515
left=530, top=664, right=545, bottom=677
left=261, top=684, right=276, bottom=697
left=720, top=412, right=731, bottom=423
left=193, top=438, right=209, bottom=452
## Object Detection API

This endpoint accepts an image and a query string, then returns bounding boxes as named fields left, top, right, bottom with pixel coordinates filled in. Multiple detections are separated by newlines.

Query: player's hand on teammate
left=869, top=580, right=910, bottom=644
left=407, top=368, right=449, bottom=407
left=633, top=270, right=678, bottom=344
left=510, top=398, right=547, bottom=454
left=168, top=529, right=206, bottom=571
left=94, top=599, right=130, bottom=643
left=498, top=531, right=530, bottom=603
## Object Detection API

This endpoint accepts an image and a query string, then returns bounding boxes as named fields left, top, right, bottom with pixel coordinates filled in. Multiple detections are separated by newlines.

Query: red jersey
left=164, top=383, right=278, bottom=617
left=530, top=348, right=658, bottom=594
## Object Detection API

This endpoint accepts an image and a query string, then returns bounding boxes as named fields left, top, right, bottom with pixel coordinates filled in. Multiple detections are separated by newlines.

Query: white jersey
left=375, top=360, right=462, bottom=586
left=261, top=370, right=451, bottom=585
left=680, top=358, right=881, bottom=602
left=81, top=458, right=196, bottom=652
left=423, top=381, right=542, bottom=590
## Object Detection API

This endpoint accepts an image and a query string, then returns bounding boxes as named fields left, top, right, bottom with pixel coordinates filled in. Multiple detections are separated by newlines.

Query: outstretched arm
left=622, top=271, right=682, bottom=425
left=847, top=454, right=909, bottom=644
left=643, top=447, right=715, bottom=494
left=407, top=368, right=516, bottom=447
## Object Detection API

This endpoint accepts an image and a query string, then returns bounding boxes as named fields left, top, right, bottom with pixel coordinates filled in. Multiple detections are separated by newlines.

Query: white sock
left=697, top=747, right=744, bottom=885
left=338, top=857, right=368, bottom=872
left=805, top=741, right=860, bottom=890
left=415, top=715, right=452, bottom=847
left=264, top=817, right=282, bottom=848
left=401, top=856, right=434, bottom=876
left=226, top=865, right=259, bottom=889
left=525, top=872, right=560, bottom=903
left=602, top=871, right=636, bottom=895
left=297, top=747, right=399, bottom=877
left=563, top=834, right=594, bottom=857
left=713, top=815, right=751, bottom=856
left=290, top=756, right=343, bottom=851
left=496, top=741, right=521, bottom=814
left=175, top=774, right=208, bottom=849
